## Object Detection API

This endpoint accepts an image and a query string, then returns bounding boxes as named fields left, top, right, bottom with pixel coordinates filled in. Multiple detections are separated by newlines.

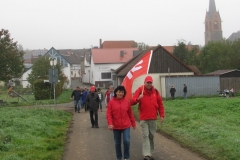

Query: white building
left=21, top=47, right=82, bottom=89
left=82, top=48, right=139, bottom=88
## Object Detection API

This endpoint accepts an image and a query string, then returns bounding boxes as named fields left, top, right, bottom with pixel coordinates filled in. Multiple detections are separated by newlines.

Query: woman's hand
left=108, top=125, right=113, bottom=131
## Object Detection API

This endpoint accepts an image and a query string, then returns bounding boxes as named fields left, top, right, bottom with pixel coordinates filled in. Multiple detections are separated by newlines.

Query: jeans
left=99, top=100, right=102, bottom=110
left=140, top=120, right=156, bottom=157
left=113, top=128, right=130, bottom=159
left=74, top=100, right=81, bottom=112
left=183, top=92, right=187, bottom=99
left=90, top=110, right=98, bottom=126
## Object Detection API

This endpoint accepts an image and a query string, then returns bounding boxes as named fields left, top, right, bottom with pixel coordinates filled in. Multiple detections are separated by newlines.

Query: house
left=57, top=49, right=90, bottom=80
left=227, top=31, right=240, bottom=42
left=23, top=53, right=32, bottom=64
left=115, top=45, right=196, bottom=98
left=21, top=47, right=82, bottom=89
left=207, top=69, right=240, bottom=92
left=31, top=49, right=48, bottom=64
left=82, top=48, right=139, bottom=88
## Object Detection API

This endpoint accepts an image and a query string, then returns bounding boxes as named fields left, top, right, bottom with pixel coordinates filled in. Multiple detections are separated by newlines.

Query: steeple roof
left=209, top=0, right=217, bottom=18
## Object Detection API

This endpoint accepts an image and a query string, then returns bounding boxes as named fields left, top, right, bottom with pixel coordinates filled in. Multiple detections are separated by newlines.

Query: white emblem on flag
left=127, top=60, right=143, bottom=79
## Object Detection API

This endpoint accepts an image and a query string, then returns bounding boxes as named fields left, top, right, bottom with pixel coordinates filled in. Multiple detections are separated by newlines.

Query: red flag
left=122, top=50, right=152, bottom=100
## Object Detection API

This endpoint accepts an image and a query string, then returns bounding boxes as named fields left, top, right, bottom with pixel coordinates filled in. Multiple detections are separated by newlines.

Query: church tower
left=205, top=0, right=223, bottom=45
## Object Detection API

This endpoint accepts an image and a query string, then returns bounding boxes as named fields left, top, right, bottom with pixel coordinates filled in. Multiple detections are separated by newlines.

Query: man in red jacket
left=131, top=75, right=164, bottom=160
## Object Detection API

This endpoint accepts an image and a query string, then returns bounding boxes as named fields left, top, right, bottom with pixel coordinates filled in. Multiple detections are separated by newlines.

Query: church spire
left=205, top=0, right=223, bottom=45
left=209, top=0, right=217, bottom=18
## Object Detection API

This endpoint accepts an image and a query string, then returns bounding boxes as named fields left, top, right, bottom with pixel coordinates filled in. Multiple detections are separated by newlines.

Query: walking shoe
left=143, top=156, right=151, bottom=160
left=150, top=156, right=155, bottom=160
left=92, top=125, right=94, bottom=128
left=95, top=125, right=99, bottom=128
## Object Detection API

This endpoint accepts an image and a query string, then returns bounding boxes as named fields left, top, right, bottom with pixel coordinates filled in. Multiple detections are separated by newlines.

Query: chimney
left=99, top=39, right=102, bottom=48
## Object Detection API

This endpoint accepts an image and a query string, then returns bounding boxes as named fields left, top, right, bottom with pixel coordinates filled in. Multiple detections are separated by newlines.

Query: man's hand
left=108, top=125, right=113, bottom=131
left=70, top=97, right=73, bottom=100
left=160, top=117, right=164, bottom=123
left=133, top=126, right=136, bottom=130
left=138, top=94, right=143, bottom=101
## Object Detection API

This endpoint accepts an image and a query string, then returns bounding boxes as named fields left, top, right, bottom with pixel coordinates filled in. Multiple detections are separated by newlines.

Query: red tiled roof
left=162, top=45, right=199, bottom=54
left=162, top=46, right=174, bottom=54
left=92, top=48, right=138, bottom=64
left=102, top=41, right=136, bottom=48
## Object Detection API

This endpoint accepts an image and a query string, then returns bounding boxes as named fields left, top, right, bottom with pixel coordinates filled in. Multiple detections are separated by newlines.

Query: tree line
left=173, top=40, right=240, bottom=74
left=1, top=29, right=240, bottom=83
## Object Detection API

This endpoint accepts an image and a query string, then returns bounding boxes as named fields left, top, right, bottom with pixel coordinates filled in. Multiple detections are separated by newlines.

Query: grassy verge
left=0, top=90, right=72, bottom=107
left=0, top=107, right=72, bottom=160
left=132, top=97, right=240, bottom=160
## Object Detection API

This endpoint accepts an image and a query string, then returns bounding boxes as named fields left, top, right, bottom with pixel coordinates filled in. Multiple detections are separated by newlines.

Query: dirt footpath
left=60, top=102, right=206, bottom=160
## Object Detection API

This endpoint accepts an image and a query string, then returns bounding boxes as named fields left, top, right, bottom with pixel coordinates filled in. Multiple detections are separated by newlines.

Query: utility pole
left=49, top=57, right=58, bottom=107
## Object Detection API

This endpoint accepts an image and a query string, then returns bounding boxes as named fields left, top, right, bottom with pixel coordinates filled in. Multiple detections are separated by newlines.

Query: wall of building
left=92, top=63, right=124, bottom=88
left=70, top=64, right=80, bottom=79
left=62, top=64, right=71, bottom=89
left=82, top=66, right=91, bottom=84
left=165, top=76, right=220, bottom=98
left=131, top=73, right=194, bottom=98
left=21, top=69, right=32, bottom=88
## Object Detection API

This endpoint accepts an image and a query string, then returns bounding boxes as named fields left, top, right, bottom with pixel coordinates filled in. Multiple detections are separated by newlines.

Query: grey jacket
left=86, top=92, right=100, bottom=111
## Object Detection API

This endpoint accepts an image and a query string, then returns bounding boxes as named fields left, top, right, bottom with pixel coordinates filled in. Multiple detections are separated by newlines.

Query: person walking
left=86, top=86, right=100, bottom=128
left=230, top=88, right=234, bottom=97
left=105, top=85, right=114, bottom=107
left=106, top=86, right=136, bottom=160
left=183, top=84, right=187, bottom=99
left=131, top=75, right=165, bottom=160
left=82, top=88, right=89, bottom=112
left=70, top=86, right=83, bottom=113
left=97, top=88, right=104, bottom=112
left=170, top=85, right=176, bottom=100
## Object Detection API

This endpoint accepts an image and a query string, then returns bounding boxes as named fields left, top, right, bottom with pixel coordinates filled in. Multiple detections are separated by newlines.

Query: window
left=112, top=75, right=116, bottom=80
left=214, top=21, right=218, bottom=29
left=101, top=72, right=111, bottom=79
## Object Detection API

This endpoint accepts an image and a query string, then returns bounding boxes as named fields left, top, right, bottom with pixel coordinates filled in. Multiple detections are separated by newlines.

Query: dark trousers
left=83, top=102, right=88, bottom=111
left=171, top=93, right=175, bottom=99
left=90, top=110, right=98, bottom=126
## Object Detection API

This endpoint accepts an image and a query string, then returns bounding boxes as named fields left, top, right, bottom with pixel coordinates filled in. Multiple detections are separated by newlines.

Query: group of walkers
left=70, top=86, right=89, bottom=112
left=70, top=85, right=115, bottom=128
left=169, top=84, right=188, bottom=100
left=70, top=75, right=165, bottom=160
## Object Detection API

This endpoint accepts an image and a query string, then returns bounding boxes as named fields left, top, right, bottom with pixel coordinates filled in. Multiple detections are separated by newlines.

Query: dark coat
left=86, top=92, right=100, bottom=111
left=170, top=88, right=176, bottom=94
left=71, top=90, right=83, bottom=100
left=183, top=86, right=187, bottom=93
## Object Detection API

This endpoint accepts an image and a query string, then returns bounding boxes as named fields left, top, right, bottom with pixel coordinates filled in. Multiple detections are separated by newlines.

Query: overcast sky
left=1, top=0, right=240, bottom=50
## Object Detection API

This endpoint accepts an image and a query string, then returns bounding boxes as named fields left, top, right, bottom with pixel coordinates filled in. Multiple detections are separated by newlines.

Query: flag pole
left=142, top=50, right=153, bottom=96
left=141, top=85, right=144, bottom=96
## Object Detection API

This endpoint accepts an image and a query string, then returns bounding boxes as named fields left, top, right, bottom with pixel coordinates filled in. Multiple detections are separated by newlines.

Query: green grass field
left=0, top=89, right=73, bottom=159
left=0, top=107, right=72, bottom=160
left=1, top=88, right=240, bottom=160
left=133, top=97, right=240, bottom=160
left=0, top=90, right=72, bottom=107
